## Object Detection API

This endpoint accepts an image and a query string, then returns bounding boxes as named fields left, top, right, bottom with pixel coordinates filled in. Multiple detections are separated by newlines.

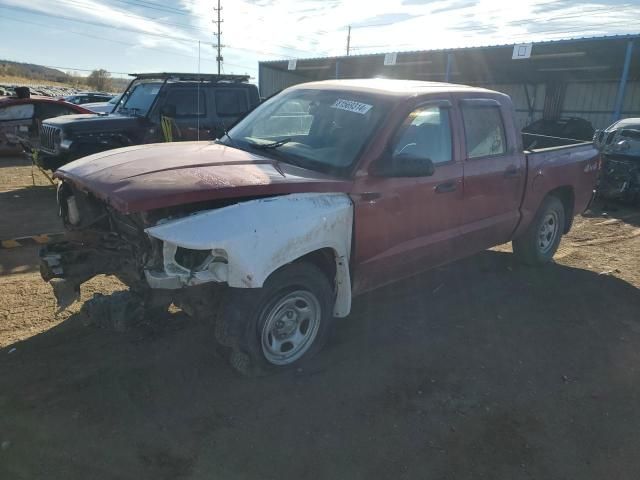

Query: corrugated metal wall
left=562, top=81, right=640, bottom=129
left=260, top=66, right=639, bottom=131
left=259, top=66, right=310, bottom=98
left=483, top=83, right=546, bottom=130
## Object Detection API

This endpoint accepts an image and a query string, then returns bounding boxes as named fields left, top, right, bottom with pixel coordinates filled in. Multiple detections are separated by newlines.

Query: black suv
left=38, top=73, right=260, bottom=170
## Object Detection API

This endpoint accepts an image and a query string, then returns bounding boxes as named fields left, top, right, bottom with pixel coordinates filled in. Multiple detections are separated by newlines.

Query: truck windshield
left=117, top=81, right=162, bottom=116
left=222, top=89, right=389, bottom=174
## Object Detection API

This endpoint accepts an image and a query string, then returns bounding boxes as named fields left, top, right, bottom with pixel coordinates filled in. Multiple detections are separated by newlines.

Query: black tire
left=216, top=262, right=334, bottom=376
left=513, top=195, right=566, bottom=266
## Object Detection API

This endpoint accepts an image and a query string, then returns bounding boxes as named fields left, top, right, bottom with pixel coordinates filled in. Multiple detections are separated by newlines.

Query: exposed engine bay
left=594, top=119, right=640, bottom=204
left=40, top=180, right=354, bottom=316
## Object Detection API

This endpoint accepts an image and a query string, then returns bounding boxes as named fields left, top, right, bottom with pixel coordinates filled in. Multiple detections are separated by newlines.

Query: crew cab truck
left=40, top=79, right=599, bottom=374
left=37, top=73, right=260, bottom=171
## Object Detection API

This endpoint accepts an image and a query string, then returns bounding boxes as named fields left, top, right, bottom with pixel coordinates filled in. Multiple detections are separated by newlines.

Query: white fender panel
left=144, top=193, right=354, bottom=317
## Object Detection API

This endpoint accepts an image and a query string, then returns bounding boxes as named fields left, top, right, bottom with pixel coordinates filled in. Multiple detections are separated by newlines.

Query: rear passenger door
left=459, top=97, right=525, bottom=249
left=213, top=88, right=250, bottom=138
left=162, top=87, right=210, bottom=140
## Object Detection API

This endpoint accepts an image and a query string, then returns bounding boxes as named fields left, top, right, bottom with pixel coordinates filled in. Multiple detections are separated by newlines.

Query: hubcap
left=261, top=290, right=321, bottom=366
left=538, top=211, right=559, bottom=254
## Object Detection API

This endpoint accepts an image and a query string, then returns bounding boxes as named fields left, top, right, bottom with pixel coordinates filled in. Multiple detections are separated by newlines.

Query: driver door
left=351, top=99, right=465, bottom=294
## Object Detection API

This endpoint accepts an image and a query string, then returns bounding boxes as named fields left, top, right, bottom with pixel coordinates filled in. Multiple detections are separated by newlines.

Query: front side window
left=164, top=89, right=206, bottom=117
left=392, top=105, right=452, bottom=164
left=223, top=89, right=389, bottom=174
left=118, top=81, right=162, bottom=116
left=462, top=104, right=506, bottom=158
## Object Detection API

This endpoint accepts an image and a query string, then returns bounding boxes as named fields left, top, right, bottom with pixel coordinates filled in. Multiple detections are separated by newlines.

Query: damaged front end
left=595, top=122, right=640, bottom=204
left=40, top=181, right=159, bottom=309
left=42, top=183, right=354, bottom=317
left=598, top=155, right=640, bottom=204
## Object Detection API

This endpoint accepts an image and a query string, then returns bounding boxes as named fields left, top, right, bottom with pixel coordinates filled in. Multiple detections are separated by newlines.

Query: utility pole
left=214, top=0, right=223, bottom=75
left=346, top=25, right=351, bottom=56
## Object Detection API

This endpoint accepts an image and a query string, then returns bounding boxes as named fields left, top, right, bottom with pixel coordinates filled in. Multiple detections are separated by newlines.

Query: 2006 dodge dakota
left=40, top=79, right=599, bottom=374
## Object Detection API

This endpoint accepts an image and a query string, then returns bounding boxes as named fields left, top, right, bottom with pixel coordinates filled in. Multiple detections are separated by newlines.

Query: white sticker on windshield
left=331, top=99, right=373, bottom=115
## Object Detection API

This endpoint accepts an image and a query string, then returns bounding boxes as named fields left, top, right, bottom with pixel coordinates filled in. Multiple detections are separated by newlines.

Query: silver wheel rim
left=261, top=290, right=321, bottom=366
left=538, top=211, right=560, bottom=254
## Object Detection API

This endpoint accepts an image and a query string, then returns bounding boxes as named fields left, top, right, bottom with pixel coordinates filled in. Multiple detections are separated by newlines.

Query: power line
left=0, top=4, right=202, bottom=45
left=51, top=0, right=320, bottom=57
left=0, top=4, right=304, bottom=60
left=55, top=0, right=212, bottom=34
left=0, top=14, right=257, bottom=74
left=110, top=0, right=192, bottom=16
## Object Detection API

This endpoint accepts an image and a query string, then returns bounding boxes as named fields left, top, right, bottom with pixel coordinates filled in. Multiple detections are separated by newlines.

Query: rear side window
left=0, top=104, right=35, bottom=121
left=36, top=103, right=76, bottom=120
left=215, top=89, right=248, bottom=116
left=164, top=89, right=206, bottom=117
left=462, top=103, right=506, bottom=158
left=392, top=105, right=452, bottom=164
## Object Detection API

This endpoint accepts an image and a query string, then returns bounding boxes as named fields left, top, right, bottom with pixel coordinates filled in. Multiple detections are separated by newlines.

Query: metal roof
left=260, top=33, right=640, bottom=64
left=258, top=33, right=639, bottom=87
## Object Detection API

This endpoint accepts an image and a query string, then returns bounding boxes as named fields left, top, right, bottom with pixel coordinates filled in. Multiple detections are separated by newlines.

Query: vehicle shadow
left=1, top=251, right=640, bottom=480
left=0, top=185, right=60, bottom=240
left=0, top=152, right=29, bottom=167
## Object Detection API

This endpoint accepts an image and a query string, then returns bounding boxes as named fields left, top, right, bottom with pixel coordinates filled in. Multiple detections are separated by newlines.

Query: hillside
left=0, top=60, right=71, bottom=84
left=0, top=60, right=128, bottom=94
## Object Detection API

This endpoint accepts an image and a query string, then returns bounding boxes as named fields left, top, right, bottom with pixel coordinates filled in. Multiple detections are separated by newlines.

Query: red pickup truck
left=40, top=79, right=599, bottom=374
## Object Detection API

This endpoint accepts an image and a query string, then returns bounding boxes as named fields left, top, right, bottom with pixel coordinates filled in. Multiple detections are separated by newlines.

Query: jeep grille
left=40, top=124, right=61, bottom=153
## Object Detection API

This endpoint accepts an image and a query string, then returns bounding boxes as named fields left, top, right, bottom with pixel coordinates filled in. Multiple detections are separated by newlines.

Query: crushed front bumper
left=39, top=234, right=142, bottom=309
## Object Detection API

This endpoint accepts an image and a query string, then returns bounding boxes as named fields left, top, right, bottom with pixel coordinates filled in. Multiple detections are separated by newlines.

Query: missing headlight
left=174, top=247, right=212, bottom=271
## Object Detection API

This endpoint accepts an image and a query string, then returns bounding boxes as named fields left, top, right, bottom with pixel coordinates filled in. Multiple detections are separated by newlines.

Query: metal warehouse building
left=258, top=34, right=638, bottom=130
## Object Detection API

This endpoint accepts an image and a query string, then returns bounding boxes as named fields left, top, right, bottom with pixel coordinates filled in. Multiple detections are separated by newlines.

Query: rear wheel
left=513, top=195, right=565, bottom=265
left=215, top=262, right=334, bottom=375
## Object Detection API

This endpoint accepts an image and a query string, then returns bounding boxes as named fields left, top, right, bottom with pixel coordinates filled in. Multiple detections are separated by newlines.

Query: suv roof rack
left=130, top=72, right=251, bottom=83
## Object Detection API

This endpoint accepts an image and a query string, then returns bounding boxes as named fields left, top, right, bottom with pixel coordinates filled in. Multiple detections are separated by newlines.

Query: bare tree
left=87, top=69, right=113, bottom=92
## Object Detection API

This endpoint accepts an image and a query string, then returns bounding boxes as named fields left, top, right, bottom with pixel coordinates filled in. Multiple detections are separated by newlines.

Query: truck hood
left=55, top=141, right=351, bottom=213
left=45, top=113, right=141, bottom=134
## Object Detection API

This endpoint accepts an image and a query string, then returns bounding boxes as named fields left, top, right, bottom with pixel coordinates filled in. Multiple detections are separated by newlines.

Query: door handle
left=435, top=181, right=457, bottom=193
left=504, top=166, right=520, bottom=178
left=359, top=192, right=382, bottom=202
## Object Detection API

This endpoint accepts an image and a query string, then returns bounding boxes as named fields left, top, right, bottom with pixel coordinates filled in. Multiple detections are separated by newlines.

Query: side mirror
left=372, top=152, right=436, bottom=177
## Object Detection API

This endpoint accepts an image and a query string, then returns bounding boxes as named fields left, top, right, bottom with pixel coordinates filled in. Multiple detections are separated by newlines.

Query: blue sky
left=0, top=0, right=637, bottom=81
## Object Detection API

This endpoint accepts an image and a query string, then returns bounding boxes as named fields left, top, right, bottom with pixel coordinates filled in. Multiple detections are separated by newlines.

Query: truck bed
left=514, top=141, right=599, bottom=239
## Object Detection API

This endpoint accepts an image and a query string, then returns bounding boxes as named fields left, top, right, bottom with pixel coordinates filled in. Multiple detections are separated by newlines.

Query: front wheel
left=217, top=262, right=334, bottom=375
left=513, top=195, right=565, bottom=265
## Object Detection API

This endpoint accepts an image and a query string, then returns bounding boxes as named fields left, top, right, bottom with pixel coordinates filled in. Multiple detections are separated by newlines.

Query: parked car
left=63, top=92, right=114, bottom=105
left=37, top=73, right=261, bottom=170
left=594, top=118, right=640, bottom=203
left=0, top=94, right=91, bottom=155
left=82, top=93, right=123, bottom=114
left=522, top=117, right=594, bottom=150
left=40, top=79, right=599, bottom=374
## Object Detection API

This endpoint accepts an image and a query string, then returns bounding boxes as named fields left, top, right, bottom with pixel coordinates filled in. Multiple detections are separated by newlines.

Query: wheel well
left=547, top=186, right=574, bottom=233
left=294, top=248, right=337, bottom=285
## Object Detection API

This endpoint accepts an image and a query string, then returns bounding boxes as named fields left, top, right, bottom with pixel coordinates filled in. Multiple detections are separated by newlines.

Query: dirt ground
left=1, top=156, right=640, bottom=479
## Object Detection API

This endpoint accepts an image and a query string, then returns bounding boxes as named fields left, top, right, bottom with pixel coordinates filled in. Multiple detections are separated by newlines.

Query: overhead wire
left=1, top=3, right=312, bottom=59
left=0, top=14, right=257, bottom=74
left=52, top=0, right=320, bottom=57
